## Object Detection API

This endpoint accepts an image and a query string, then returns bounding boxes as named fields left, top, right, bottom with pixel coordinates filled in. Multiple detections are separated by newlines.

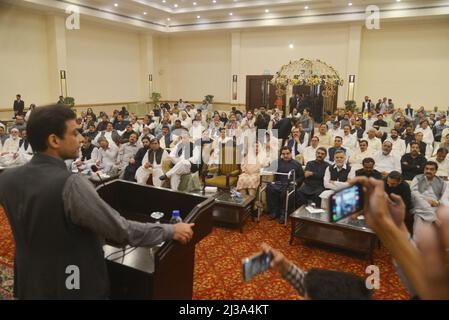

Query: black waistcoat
left=329, top=165, right=351, bottom=182
left=0, top=153, right=108, bottom=299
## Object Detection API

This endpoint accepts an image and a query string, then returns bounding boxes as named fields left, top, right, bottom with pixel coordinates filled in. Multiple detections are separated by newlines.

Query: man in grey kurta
left=410, top=161, right=449, bottom=239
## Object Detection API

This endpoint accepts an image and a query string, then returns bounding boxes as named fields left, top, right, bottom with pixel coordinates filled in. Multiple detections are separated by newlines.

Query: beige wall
left=66, top=21, right=143, bottom=105
left=0, top=5, right=51, bottom=108
left=238, top=25, right=353, bottom=107
left=1, top=4, right=448, bottom=113
left=358, top=19, right=449, bottom=110
left=155, top=33, right=232, bottom=103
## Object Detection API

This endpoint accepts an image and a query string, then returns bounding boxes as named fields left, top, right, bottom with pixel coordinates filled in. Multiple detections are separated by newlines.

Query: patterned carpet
left=0, top=208, right=409, bottom=300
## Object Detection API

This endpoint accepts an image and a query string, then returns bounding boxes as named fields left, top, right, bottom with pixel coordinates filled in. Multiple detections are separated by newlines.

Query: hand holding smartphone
left=242, top=251, right=273, bottom=282
left=329, top=183, right=364, bottom=223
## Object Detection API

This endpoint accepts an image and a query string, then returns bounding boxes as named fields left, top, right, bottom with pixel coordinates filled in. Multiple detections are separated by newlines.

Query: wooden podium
left=96, top=180, right=214, bottom=299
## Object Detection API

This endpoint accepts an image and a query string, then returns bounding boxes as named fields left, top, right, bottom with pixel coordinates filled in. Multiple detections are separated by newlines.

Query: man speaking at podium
left=0, top=105, right=195, bottom=300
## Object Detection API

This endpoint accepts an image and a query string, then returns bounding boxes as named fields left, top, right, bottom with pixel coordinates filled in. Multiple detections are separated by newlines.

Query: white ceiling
left=3, top=0, right=449, bottom=33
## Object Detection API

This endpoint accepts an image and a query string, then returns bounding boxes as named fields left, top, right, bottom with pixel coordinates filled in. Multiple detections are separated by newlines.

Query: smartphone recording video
left=242, top=252, right=273, bottom=282
left=329, top=183, right=364, bottom=223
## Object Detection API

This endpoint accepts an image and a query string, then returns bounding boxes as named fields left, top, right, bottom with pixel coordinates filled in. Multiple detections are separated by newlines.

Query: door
left=246, top=75, right=285, bottom=111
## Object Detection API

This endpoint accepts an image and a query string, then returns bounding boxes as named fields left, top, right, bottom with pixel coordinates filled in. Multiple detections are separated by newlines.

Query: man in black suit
left=384, top=171, right=413, bottom=234
left=13, top=94, right=25, bottom=118
left=289, top=93, right=299, bottom=114
left=355, top=158, right=382, bottom=180
left=361, top=96, right=372, bottom=114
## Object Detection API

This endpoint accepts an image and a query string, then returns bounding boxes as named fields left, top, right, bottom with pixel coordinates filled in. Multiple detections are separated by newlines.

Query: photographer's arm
left=261, top=244, right=306, bottom=297
left=351, top=177, right=430, bottom=298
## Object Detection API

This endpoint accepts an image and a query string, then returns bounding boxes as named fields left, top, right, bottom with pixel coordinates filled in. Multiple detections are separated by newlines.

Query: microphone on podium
left=91, top=165, right=106, bottom=188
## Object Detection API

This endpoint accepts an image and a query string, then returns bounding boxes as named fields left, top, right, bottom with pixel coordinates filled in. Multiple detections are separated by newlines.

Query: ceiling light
left=348, top=2, right=353, bottom=6
left=197, top=15, right=201, bottom=19
left=167, top=17, right=171, bottom=21
left=143, top=12, right=147, bottom=15
left=304, top=6, right=309, bottom=10
left=289, top=44, right=294, bottom=49
left=229, top=12, right=233, bottom=16
left=174, top=4, right=178, bottom=8
left=265, top=9, right=269, bottom=13
left=114, top=3, right=118, bottom=7
left=213, top=0, right=217, bottom=3
left=162, top=0, right=166, bottom=3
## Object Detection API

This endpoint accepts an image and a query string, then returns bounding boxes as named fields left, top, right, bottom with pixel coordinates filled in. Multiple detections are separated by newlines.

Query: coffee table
left=290, top=206, right=379, bottom=263
left=212, top=192, right=256, bottom=233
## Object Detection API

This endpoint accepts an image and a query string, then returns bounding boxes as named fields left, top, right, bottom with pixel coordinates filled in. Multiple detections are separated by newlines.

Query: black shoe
left=159, top=175, right=167, bottom=181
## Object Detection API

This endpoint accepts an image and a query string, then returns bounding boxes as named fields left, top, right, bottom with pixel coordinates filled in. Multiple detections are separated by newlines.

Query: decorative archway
left=271, top=58, right=344, bottom=119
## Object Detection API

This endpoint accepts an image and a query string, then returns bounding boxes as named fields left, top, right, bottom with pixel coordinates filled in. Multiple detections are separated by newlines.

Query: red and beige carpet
left=0, top=208, right=409, bottom=300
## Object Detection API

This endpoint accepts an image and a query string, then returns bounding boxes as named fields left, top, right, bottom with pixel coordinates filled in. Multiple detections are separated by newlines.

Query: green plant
left=64, top=97, right=75, bottom=107
left=344, top=100, right=357, bottom=112
left=205, top=95, right=214, bottom=104
left=151, top=92, right=162, bottom=105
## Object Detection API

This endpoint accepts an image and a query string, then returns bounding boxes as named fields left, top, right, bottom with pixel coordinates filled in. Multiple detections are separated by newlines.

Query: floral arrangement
left=271, top=58, right=344, bottom=88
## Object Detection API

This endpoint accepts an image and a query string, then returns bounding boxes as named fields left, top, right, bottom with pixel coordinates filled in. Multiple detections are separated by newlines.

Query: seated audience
left=373, top=141, right=401, bottom=177
left=386, top=129, right=406, bottom=157
left=116, top=133, right=140, bottom=178
left=237, top=143, right=268, bottom=197
left=75, top=136, right=98, bottom=171
left=95, top=137, right=119, bottom=174
left=93, top=122, right=120, bottom=148
left=414, top=120, right=434, bottom=146
left=365, top=128, right=382, bottom=153
left=323, top=150, right=355, bottom=191
left=158, top=125, right=173, bottom=150
left=355, top=157, right=383, bottom=180
left=326, top=136, right=347, bottom=164
left=135, top=137, right=169, bottom=186
left=120, top=124, right=137, bottom=144
left=401, top=142, right=427, bottom=181
left=286, top=126, right=308, bottom=160
left=384, top=171, right=413, bottom=234
left=316, top=123, right=333, bottom=149
left=429, top=148, right=449, bottom=178
left=302, top=136, right=320, bottom=165
left=113, top=113, right=129, bottom=132
left=341, top=125, right=357, bottom=152
left=405, top=132, right=432, bottom=158
left=266, top=146, right=304, bottom=223
left=410, top=161, right=449, bottom=239
left=296, top=147, right=329, bottom=208
left=159, top=133, right=200, bottom=191
left=349, top=140, right=374, bottom=171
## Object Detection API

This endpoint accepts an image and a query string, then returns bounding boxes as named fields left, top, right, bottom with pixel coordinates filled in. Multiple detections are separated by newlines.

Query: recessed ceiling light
left=143, top=12, right=147, bottom=15
left=174, top=4, right=178, bottom=8
left=197, top=15, right=201, bottom=19
left=229, top=12, right=233, bottom=16
left=213, top=0, right=217, bottom=3
left=114, top=3, right=118, bottom=7
left=348, top=2, right=353, bottom=6
left=304, top=6, right=309, bottom=10
left=396, top=0, right=401, bottom=2
left=167, top=17, right=171, bottom=21
left=289, top=44, right=294, bottom=49
left=162, top=0, right=166, bottom=3
left=265, top=9, right=269, bottom=13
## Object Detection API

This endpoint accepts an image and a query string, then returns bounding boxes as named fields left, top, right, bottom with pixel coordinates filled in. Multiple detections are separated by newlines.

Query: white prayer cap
left=10, top=128, right=19, bottom=133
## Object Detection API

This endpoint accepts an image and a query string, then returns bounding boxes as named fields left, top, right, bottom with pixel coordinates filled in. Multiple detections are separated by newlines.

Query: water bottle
left=170, top=210, right=183, bottom=224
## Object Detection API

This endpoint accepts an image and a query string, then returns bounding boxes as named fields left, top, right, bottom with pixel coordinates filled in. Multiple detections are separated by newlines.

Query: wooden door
left=246, top=75, right=286, bottom=111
